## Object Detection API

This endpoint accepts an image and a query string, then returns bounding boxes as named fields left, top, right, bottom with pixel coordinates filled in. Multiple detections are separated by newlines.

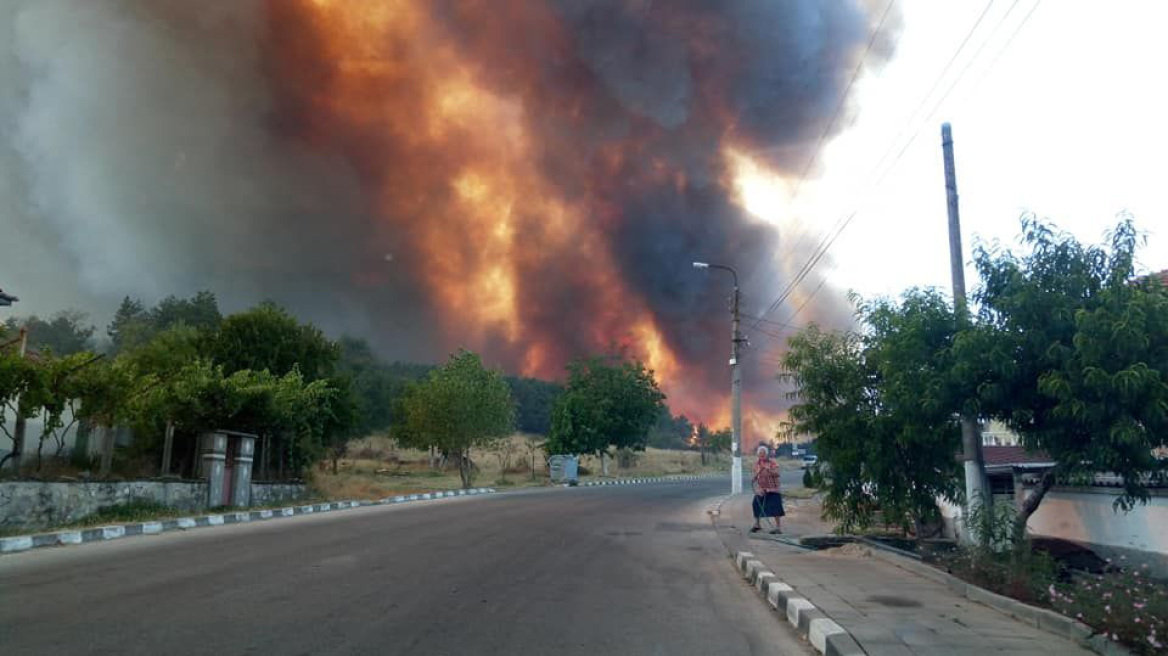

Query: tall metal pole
left=942, top=123, right=989, bottom=527
left=730, top=283, right=743, bottom=495
left=693, top=261, right=744, bottom=494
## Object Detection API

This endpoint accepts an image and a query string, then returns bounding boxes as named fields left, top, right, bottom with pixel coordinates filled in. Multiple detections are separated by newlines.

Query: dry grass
left=311, top=435, right=723, bottom=500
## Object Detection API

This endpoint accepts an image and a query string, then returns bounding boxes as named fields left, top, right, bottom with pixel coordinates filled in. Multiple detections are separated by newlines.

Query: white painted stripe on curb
left=260, top=510, right=273, bottom=518
left=766, top=581, right=793, bottom=608
left=206, top=516, right=225, bottom=526
left=141, top=522, right=164, bottom=535
left=177, top=517, right=197, bottom=528
left=233, top=512, right=250, bottom=522
left=299, top=506, right=314, bottom=514
left=786, top=598, right=815, bottom=628
left=755, top=571, right=775, bottom=592
left=100, top=526, right=126, bottom=540
left=0, top=536, right=33, bottom=553
left=57, top=531, right=83, bottom=545
left=809, top=617, right=845, bottom=653
left=280, top=508, right=294, bottom=517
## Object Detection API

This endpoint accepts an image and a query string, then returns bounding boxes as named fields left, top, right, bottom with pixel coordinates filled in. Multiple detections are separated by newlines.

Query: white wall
left=1027, top=488, right=1168, bottom=557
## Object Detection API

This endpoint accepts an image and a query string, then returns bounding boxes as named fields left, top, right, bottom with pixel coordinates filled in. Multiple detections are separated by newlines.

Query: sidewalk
left=717, top=493, right=1095, bottom=655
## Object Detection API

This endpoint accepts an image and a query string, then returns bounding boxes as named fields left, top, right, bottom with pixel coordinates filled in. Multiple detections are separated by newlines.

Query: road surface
left=0, top=478, right=812, bottom=655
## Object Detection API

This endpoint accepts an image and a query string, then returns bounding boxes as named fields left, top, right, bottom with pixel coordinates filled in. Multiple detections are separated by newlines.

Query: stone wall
left=0, top=480, right=308, bottom=533
left=249, top=482, right=308, bottom=506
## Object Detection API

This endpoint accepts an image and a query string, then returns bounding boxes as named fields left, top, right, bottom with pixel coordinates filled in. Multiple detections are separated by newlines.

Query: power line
left=764, top=0, right=899, bottom=285
left=751, top=0, right=1031, bottom=329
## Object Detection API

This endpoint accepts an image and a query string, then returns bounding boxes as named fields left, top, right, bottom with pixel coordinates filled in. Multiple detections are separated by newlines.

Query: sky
left=738, top=0, right=1168, bottom=317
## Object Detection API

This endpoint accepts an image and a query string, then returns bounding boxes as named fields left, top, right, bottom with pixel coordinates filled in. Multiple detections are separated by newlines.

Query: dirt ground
left=310, top=434, right=726, bottom=500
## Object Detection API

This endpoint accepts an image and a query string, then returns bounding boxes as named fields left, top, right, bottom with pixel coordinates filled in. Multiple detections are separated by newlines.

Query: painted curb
left=735, top=549, right=864, bottom=656
left=865, top=546, right=1131, bottom=655
left=1, top=489, right=500, bottom=557
left=576, top=473, right=725, bottom=488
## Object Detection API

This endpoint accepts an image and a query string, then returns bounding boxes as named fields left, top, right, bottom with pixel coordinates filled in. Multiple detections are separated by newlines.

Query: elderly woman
left=751, top=445, right=785, bottom=534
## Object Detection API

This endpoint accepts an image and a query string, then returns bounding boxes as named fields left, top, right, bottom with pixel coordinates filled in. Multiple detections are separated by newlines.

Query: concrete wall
left=938, top=486, right=1168, bottom=575
left=1026, top=487, right=1168, bottom=574
left=249, top=482, right=308, bottom=507
left=0, top=480, right=308, bottom=533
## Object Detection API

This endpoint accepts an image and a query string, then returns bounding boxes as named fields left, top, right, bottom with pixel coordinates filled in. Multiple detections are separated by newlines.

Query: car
left=801, top=455, right=819, bottom=469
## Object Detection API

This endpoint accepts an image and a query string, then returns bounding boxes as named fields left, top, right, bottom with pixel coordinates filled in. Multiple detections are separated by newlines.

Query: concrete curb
left=574, top=473, right=724, bottom=488
left=865, top=546, right=1133, bottom=656
left=1, top=488, right=501, bottom=556
left=734, top=550, right=864, bottom=656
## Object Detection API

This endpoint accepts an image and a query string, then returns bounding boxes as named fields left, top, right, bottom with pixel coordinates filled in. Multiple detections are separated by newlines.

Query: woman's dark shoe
left=750, top=526, right=761, bottom=533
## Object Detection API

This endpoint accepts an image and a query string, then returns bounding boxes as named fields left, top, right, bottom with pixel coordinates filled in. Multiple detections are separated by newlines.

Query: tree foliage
left=107, top=292, right=221, bottom=354
left=209, top=302, right=338, bottom=381
left=957, top=217, right=1168, bottom=536
left=783, top=290, right=962, bottom=534
left=4, top=310, right=95, bottom=355
left=397, top=350, right=515, bottom=488
left=546, top=356, right=666, bottom=461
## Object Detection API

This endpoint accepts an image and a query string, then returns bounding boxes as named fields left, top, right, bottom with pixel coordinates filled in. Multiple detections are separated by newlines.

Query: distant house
left=983, top=445, right=1055, bottom=502
left=0, top=288, right=17, bottom=307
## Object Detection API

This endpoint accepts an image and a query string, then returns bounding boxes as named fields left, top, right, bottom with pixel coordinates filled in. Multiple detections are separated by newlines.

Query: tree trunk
left=99, top=425, right=115, bottom=477
left=1013, top=468, right=1057, bottom=546
left=160, top=421, right=175, bottom=477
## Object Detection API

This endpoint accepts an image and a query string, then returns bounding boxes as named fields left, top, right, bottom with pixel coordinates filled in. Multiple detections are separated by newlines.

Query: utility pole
left=10, top=327, right=29, bottom=473
left=693, top=262, right=743, bottom=495
left=941, top=123, right=989, bottom=528
left=730, top=282, right=743, bottom=495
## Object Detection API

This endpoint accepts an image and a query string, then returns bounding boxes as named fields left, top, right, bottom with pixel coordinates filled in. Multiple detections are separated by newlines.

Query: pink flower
left=1105, top=605, right=1111, bottom=613
left=1136, top=617, right=1142, bottom=624
left=1112, top=633, right=1119, bottom=641
left=1134, top=602, right=1146, bottom=610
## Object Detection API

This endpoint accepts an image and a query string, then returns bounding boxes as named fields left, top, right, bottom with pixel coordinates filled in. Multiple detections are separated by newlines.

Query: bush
left=1048, top=559, right=1167, bottom=655
left=75, top=499, right=178, bottom=527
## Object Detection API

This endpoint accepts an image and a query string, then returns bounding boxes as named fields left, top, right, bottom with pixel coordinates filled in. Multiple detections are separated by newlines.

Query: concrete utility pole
left=693, top=262, right=744, bottom=495
left=10, top=327, right=29, bottom=473
left=941, top=123, right=989, bottom=526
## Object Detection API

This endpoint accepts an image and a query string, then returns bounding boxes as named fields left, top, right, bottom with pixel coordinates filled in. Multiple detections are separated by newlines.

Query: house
left=0, top=288, right=17, bottom=307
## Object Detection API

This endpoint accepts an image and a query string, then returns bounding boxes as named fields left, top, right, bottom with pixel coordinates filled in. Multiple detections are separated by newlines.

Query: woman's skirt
left=752, top=491, right=785, bottom=518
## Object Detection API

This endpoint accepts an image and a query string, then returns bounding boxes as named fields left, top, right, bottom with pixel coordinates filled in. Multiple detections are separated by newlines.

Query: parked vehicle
left=801, top=455, right=818, bottom=469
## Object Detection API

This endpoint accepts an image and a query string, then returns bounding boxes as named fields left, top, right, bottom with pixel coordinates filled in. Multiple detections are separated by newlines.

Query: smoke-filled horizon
left=0, top=0, right=896, bottom=437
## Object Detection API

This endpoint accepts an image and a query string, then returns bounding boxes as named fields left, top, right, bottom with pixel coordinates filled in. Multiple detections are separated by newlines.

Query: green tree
left=546, top=355, right=666, bottom=476
left=783, top=289, right=962, bottom=536
left=506, top=376, right=563, bottom=435
left=0, top=347, right=38, bottom=471
left=647, top=410, right=694, bottom=450
left=107, top=292, right=221, bottom=355
left=5, top=310, right=95, bottom=355
left=957, top=217, right=1168, bottom=541
left=398, top=350, right=515, bottom=488
left=209, top=302, right=338, bottom=381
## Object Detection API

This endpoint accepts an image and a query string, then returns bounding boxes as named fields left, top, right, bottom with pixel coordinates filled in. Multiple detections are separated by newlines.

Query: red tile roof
left=983, top=446, right=1052, bottom=466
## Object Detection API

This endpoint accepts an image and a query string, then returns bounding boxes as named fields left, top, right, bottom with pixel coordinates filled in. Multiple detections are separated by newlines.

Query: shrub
left=1048, top=559, right=1167, bottom=655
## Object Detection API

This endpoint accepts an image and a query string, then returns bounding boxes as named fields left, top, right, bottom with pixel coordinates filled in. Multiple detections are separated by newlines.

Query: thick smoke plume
left=0, top=0, right=896, bottom=436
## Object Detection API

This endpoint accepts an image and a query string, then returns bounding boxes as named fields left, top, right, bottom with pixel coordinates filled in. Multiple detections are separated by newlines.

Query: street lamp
left=692, top=262, right=743, bottom=495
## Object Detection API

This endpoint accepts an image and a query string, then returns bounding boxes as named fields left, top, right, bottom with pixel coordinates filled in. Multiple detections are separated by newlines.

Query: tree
left=0, top=347, right=37, bottom=471
left=209, top=302, right=338, bottom=381
left=647, top=410, right=694, bottom=450
left=506, top=376, right=563, bottom=435
left=545, top=355, right=666, bottom=476
left=782, top=289, right=963, bottom=536
left=957, top=217, right=1168, bottom=541
left=398, top=350, right=515, bottom=488
left=5, top=310, right=95, bottom=355
left=108, top=292, right=222, bottom=354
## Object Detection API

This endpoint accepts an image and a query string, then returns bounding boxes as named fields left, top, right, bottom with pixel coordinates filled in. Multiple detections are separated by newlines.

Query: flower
left=1136, top=617, right=1142, bottom=624
left=1105, top=605, right=1111, bottom=613
left=1134, top=602, right=1146, bottom=610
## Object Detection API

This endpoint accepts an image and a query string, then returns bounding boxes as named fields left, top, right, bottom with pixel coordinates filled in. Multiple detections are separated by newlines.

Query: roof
left=1140, top=270, right=1168, bottom=288
left=0, top=288, right=17, bottom=306
left=983, top=445, right=1054, bottom=472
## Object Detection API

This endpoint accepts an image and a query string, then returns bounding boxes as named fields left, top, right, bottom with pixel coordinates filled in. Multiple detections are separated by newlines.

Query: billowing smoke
left=0, top=0, right=896, bottom=436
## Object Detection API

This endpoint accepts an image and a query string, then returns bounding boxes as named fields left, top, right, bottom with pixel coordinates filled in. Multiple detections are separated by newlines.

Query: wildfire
left=254, top=0, right=881, bottom=441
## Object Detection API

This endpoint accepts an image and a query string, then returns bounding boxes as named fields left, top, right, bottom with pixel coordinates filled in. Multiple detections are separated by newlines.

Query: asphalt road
left=0, top=478, right=813, bottom=656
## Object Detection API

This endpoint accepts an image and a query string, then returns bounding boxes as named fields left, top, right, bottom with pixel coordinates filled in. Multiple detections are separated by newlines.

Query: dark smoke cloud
left=0, top=0, right=896, bottom=423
